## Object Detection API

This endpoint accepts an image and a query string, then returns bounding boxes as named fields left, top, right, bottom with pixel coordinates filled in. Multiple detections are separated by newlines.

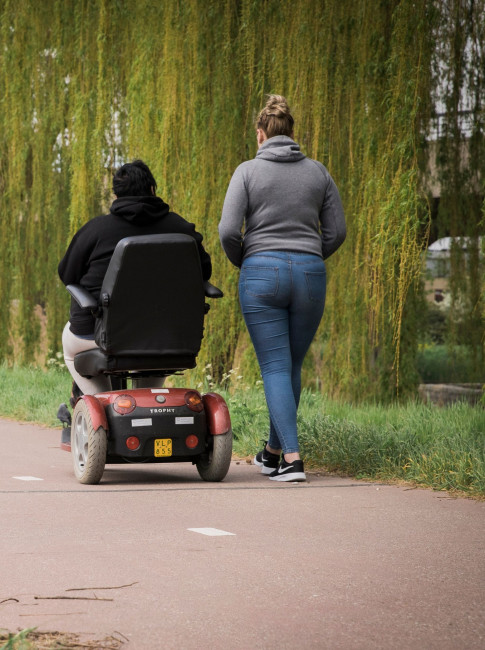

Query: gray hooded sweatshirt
left=218, top=136, right=346, bottom=267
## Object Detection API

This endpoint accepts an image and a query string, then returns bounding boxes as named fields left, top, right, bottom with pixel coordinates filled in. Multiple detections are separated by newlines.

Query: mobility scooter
left=59, top=233, right=232, bottom=485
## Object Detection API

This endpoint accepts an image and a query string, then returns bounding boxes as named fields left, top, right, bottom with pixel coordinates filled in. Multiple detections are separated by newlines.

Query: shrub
left=416, top=345, right=484, bottom=383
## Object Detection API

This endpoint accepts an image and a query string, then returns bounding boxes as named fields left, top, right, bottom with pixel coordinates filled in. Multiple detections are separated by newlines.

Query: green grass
left=0, top=364, right=484, bottom=496
left=0, top=365, right=72, bottom=427
left=0, top=628, right=35, bottom=650
left=224, top=388, right=485, bottom=496
left=0, top=628, right=122, bottom=649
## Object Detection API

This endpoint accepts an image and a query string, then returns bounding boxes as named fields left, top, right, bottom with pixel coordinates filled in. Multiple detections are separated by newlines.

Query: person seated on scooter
left=59, top=159, right=212, bottom=397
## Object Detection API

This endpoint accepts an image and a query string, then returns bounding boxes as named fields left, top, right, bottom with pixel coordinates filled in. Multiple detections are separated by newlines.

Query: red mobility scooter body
left=60, top=234, right=233, bottom=484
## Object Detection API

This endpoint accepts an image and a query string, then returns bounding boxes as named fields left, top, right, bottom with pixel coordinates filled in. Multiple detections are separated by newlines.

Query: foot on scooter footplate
left=57, top=403, right=72, bottom=451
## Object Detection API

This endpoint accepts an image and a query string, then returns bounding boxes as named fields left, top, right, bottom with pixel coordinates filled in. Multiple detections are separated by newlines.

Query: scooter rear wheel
left=196, top=430, right=233, bottom=482
left=71, top=399, right=107, bottom=484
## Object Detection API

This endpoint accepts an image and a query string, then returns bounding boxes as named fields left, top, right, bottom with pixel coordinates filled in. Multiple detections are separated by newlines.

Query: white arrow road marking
left=12, top=476, right=44, bottom=481
left=188, top=528, right=235, bottom=536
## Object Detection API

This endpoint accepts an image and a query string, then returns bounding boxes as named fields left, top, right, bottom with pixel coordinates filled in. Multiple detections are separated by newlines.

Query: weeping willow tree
left=0, top=0, right=483, bottom=400
left=427, top=0, right=485, bottom=379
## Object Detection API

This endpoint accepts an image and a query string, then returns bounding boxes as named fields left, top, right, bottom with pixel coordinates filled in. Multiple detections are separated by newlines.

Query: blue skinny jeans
left=239, top=251, right=326, bottom=454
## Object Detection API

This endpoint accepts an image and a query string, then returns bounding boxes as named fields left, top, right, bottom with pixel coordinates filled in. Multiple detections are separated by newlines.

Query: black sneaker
left=253, top=445, right=281, bottom=475
left=269, top=458, right=306, bottom=482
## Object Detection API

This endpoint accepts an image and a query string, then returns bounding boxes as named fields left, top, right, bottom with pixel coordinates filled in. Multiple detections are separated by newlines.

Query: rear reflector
left=185, top=435, right=199, bottom=449
left=126, top=436, right=140, bottom=451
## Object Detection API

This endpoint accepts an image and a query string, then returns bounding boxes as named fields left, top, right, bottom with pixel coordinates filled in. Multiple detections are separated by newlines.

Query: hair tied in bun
left=256, top=94, right=294, bottom=138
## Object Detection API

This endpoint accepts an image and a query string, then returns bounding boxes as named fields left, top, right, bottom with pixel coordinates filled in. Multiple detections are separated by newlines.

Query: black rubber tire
left=196, top=430, right=233, bottom=482
left=71, top=399, right=107, bottom=485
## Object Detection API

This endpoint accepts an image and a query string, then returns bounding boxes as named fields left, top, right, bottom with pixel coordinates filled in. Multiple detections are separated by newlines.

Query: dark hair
left=112, top=159, right=157, bottom=197
left=256, top=94, right=294, bottom=138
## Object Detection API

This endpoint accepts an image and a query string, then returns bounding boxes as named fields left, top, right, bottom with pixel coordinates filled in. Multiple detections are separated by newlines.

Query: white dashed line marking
left=12, top=476, right=44, bottom=481
left=188, top=528, right=235, bottom=536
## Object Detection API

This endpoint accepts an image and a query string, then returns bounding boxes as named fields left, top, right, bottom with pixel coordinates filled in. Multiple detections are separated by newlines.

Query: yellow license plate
left=154, top=438, right=172, bottom=457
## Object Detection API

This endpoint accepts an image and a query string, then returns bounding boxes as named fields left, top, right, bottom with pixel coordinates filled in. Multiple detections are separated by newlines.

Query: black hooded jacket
left=58, top=195, right=212, bottom=335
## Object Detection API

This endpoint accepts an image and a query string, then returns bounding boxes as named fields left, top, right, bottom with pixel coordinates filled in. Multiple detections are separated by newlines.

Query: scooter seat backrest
left=94, top=234, right=205, bottom=358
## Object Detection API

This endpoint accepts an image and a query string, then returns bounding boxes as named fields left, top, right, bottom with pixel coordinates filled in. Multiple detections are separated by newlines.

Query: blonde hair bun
left=257, top=94, right=294, bottom=138
left=265, top=94, right=290, bottom=117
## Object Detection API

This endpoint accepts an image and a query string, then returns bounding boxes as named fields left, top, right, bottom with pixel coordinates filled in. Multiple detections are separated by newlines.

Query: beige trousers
left=62, top=323, right=166, bottom=395
left=62, top=323, right=111, bottom=395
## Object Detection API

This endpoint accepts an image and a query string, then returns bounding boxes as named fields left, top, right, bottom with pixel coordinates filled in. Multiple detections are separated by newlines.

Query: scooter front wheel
left=196, top=430, right=233, bottom=482
left=71, top=399, right=107, bottom=484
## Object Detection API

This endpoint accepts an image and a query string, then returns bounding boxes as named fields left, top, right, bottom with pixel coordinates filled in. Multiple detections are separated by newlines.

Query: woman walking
left=219, top=95, right=346, bottom=482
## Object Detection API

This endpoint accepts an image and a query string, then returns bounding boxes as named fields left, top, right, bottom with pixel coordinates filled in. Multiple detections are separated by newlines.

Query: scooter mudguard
left=81, top=394, right=109, bottom=432
left=202, top=392, right=231, bottom=435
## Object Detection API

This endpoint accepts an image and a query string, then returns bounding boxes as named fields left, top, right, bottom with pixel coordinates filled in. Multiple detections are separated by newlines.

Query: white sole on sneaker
left=269, top=472, right=306, bottom=482
left=253, top=457, right=277, bottom=475
left=253, top=455, right=279, bottom=475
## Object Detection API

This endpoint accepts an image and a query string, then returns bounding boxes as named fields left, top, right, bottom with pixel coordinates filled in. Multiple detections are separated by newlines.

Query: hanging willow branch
left=0, top=0, right=482, bottom=400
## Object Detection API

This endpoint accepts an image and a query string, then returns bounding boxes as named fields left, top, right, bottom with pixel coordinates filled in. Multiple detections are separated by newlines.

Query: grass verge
left=0, top=364, right=483, bottom=497
left=0, top=628, right=122, bottom=649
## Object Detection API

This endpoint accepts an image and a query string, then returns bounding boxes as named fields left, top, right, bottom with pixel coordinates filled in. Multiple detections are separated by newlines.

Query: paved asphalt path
left=0, top=418, right=484, bottom=650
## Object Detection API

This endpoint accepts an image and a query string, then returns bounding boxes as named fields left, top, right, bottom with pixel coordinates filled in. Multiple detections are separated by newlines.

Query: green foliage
left=0, top=1, right=483, bottom=400
left=416, top=344, right=484, bottom=383
left=424, top=304, right=448, bottom=345
left=429, top=0, right=485, bottom=373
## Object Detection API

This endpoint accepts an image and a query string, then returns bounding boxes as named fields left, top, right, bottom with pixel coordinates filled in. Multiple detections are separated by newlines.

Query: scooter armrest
left=204, top=281, right=223, bottom=299
left=66, top=284, right=98, bottom=309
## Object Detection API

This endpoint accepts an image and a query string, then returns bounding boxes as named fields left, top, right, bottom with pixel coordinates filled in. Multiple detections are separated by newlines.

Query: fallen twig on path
left=34, top=595, right=113, bottom=602
left=19, top=612, right=85, bottom=616
left=65, top=582, right=138, bottom=592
